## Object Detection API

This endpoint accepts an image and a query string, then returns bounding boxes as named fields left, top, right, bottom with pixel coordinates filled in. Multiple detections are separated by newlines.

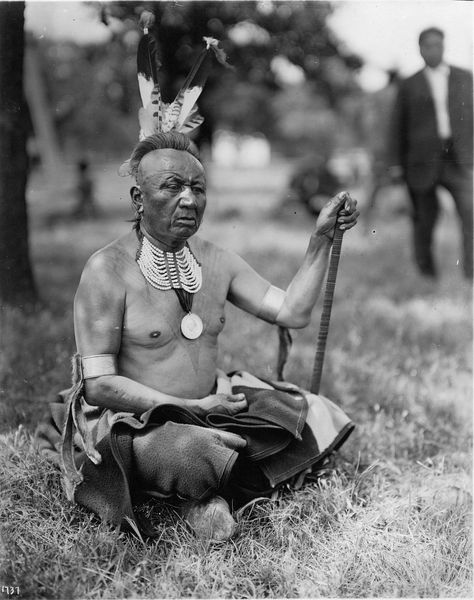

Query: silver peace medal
left=181, top=313, right=204, bottom=339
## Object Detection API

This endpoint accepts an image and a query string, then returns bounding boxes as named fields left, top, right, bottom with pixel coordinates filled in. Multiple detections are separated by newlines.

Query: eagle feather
left=119, top=15, right=230, bottom=176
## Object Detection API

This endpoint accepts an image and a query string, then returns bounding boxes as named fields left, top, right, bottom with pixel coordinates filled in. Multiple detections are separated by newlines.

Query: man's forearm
left=84, top=374, right=192, bottom=414
left=275, top=234, right=332, bottom=328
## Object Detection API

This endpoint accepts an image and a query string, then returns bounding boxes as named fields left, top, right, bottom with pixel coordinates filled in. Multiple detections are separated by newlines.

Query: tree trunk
left=24, top=40, right=62, bottom=183
left=0, top=1, right=37, bottom=308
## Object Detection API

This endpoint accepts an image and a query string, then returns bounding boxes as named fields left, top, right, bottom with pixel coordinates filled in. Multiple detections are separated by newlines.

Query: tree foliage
left=33, top=0, right=361, bottom=152
left=100, top=1, right=362, bottom=141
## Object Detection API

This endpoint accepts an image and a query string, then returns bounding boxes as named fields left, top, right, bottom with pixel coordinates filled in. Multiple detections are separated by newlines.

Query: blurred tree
left=33, top=34, right=138, bottom=154
left=0, top=1, right=37, bottom=308
left=27, top=1, right=362, bottom=158
left=271, top=83, right=339, bottom=157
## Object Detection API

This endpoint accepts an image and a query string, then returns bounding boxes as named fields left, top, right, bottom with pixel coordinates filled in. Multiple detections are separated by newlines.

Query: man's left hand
left=314, top=191, right=359, bottom=241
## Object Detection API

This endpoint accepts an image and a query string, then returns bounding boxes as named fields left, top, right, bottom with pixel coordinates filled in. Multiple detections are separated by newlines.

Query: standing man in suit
left=389, top=27, right=473, bottom=279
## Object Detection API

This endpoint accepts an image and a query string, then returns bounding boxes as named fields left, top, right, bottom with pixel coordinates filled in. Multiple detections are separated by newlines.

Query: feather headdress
left=119, top=11, right=230, bottom=176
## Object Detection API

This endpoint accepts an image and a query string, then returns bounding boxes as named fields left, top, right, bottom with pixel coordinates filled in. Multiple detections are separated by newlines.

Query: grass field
left=0, top=160, right=472, bottom=598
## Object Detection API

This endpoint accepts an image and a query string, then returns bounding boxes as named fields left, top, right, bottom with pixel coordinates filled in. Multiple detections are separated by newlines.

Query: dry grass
left=0, top=161, right=472, bottom=598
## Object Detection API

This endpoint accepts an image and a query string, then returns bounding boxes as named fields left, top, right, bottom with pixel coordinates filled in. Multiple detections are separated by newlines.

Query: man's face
left=136, top=149, right=206, bottom=247
left=419, top=32, right=444, bottom=68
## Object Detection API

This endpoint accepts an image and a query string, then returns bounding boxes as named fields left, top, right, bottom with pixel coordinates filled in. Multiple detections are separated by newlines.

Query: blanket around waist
left=37, top=368, right=354, bottom=537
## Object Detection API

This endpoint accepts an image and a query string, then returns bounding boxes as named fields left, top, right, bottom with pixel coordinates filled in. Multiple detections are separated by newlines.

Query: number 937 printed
left=1, top=587, right=20, bottom=596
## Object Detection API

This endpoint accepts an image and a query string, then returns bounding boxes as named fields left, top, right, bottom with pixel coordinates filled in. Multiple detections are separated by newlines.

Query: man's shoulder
left=82, top=232, right=136, bottom=278
left=192, top=235, right=242, bottom=273
left=192, top=235, right=230, bottom=260
left=401, top=69, right=425, bottom=87
left=449, top=64, right=473, bottom=81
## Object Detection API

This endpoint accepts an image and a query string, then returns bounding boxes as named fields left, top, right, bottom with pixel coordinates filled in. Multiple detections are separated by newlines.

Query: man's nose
left=179, top=185, right=197, bottom=206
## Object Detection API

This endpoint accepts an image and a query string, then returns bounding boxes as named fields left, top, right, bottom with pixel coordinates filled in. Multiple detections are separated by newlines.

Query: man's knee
left=170, top=422, right=206, bottom=456
left=132, top=422, right=240, bottom=500
left=133, top=422, right=214, bottom=467
left=162, top=422, right=241, bottom=455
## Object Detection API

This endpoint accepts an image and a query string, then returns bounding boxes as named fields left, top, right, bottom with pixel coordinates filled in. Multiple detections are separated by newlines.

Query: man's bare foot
left=180, top=495, right=236, bottom=542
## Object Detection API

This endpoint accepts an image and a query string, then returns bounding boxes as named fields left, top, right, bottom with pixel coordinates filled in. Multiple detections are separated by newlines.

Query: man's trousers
left=407, top=143, right=473, bottom=278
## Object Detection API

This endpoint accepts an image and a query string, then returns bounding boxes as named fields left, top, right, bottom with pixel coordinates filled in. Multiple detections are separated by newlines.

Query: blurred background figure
left=388, top=27, right=473, bottom=279
left=363, top=69, right=405, bottom=220
left=73, top=158, right=98, bottom=218
left=283, top=152, right=342, bottom=217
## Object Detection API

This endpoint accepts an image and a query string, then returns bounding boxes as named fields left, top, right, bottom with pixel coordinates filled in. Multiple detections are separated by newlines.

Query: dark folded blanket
left=35, top=362, right=354, bottom=537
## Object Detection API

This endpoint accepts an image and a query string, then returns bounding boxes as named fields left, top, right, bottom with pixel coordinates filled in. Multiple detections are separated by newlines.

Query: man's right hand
left=189, top=393, right=247, bottom=417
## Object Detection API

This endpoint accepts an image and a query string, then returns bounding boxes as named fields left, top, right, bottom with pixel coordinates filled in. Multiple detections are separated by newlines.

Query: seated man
left=37, top=131, right=358, bottom=541
left=36, top=30, right=359, bottom=542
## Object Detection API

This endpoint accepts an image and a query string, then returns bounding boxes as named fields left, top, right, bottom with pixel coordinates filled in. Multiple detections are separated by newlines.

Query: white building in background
left=211, top=130, right=271, bottom=168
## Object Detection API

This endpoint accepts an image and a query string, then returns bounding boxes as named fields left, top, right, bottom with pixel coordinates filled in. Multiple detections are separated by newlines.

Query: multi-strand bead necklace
left=136, top=233, right=204, bottom=339
left=137, top=235, right=202, bottom=293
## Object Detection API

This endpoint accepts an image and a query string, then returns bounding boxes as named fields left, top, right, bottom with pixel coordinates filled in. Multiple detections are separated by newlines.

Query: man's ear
left=130, top=186, right=143, bottom=210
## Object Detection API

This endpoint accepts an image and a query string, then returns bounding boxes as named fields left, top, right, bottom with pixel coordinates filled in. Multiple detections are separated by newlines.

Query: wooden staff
left=310, top=203, right=346, bottom=394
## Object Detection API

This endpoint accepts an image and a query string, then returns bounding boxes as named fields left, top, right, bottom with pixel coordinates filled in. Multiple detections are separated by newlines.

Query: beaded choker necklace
left=136, top=232, right=203, bottom=339
left=136, top=235, right=202, bottom=293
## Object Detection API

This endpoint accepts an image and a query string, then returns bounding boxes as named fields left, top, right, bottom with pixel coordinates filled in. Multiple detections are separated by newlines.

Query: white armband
left=257, top=285, right=286, bottom=324
left=81, top=354, right=118, bottom=380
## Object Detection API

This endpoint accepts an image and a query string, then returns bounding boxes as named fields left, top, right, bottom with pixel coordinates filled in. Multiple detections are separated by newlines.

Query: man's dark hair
left=129, top=131, right=201, bottom=177
left=419, top=27, right=444, bottom=45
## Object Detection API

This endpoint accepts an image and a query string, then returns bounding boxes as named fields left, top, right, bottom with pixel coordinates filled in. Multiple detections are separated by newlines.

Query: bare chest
left=122, top=283, right=227, bottom=349
left=121, top=243, right=230, bottom=350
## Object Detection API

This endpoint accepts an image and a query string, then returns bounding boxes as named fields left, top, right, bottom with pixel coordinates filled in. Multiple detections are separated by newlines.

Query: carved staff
left=310, top=200, right=346, bottom=394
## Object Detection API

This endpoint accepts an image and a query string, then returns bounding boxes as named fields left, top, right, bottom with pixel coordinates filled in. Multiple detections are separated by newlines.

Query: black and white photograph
left=0, top=0, right=472, bottom=598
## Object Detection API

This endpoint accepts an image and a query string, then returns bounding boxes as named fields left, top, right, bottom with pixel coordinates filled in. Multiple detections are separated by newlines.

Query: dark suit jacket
left=389, top=65, right=473, bottom=190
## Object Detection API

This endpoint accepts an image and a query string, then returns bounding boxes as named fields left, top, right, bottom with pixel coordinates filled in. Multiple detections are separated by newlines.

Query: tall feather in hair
left=119, top=14, right=231, bottom=176
left=165, top=38, right=229, bottom=133
left=136, top=10, right=161, bottom=111
left=140, top=36, right=230, bottom=138
left=136, top=10, right=163, bottom=139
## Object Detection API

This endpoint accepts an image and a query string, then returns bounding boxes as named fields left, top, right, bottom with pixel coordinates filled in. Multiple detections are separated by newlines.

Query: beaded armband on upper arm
left=81, top=354, right=118, bottom=380
left=257, top=285, right=286, bottom=324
